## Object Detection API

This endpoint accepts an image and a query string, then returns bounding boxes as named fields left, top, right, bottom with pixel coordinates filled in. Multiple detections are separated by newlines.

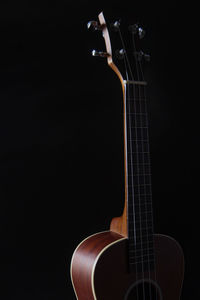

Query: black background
left=0, top=0, right=199, bottom=299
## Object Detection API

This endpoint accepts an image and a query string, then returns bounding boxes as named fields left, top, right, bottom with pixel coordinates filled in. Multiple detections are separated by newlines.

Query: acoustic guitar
left=70, top=12, right=184, bottom=300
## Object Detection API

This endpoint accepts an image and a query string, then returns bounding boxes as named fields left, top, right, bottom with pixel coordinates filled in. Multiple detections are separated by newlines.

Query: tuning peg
left=136, top=50, right=144, bottom=61
left=115, top=49, right=125, bottom=59
left=110, top=20, right=121, bottom=32
left=92, top=50, right=110, bottom=57
left=129, top=24, right=145, bottom=39
left=129, top=24, right=139, bottom=34
left=138, top=27, right=145, bottom=39
left=87, top=20, right=102, bottom=31
left=135, top=51, right=150, bottom=62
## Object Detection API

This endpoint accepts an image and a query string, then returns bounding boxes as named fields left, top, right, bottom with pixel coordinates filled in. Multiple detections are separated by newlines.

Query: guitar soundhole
left=125, top=280, right=162, bottom=300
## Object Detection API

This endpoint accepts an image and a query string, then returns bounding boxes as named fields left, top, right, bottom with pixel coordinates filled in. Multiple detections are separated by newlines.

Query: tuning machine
left=115, top=49, right=125, bottom=60
left=87, top=20, right=103, bottom=31
left=92, top=50, right=110, bottom=58
left=110, top=20, right=121, bottom=32
left=129, top=24, right=145, bottom=39
left=135, top=50, right=150, bottom=62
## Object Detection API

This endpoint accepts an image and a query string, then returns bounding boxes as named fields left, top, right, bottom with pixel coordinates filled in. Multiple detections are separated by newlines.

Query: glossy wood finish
left=71, top=231, right=125, bottom=300
left=98, top=12, right=128, bottom=237
left=71, top=231, right=184, bottom=300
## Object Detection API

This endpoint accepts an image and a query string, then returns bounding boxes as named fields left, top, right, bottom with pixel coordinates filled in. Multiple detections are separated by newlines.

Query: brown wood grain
left=71, top=231, right=184, bottom=300
left=98, top=12, right=128, bottom=238
left=71, top=231, right=125, bottom=300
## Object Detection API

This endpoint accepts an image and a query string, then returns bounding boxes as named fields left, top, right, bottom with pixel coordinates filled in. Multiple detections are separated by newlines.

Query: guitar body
left=71, top=231, right=184, bottom=300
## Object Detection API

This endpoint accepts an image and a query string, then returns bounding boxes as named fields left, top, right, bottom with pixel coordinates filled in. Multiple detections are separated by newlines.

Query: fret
left=128, top=126, right=148, bottom=129
left=134, top=220, right=153, bottom=228
left=127, top=151, right=150, bottom=156
left=128, top=154, right=150, bottom=166
left=131, top=175, right=151, bottom=185
left=129, top=115, right=148, bottom=127
left=127, top=128, right=148, bottom=140
left=126, top=85, right=147, bottom=99
left=128, top=195, right=152, bottom=205
left=128, top=229, right=153, bottom=239
left=128, top=244, right=154, bottom=254
left=128, top=172, right=151, bottom=178
left=128, top=208, right=153, bottom=216
left=127, top=185, right=152, bottom=196
left=126, top=101, right=147, bottom=114
left=127, top=157, right=150, bottom=164
left=127, top=149, right=150, bottom=158
left=129, top=254, right=155, bottom=263
left=126, top=112, right=147, bottom=116
left=128, top=173, right=152, bottom=178
left=127, top=140, right=150, bottom=153
left=134, top=193, right=152, bottom=200
left=135, top=185, right=151, bottom=195
left=128, top=210, right=153, bottom=218
left=128, top=239, right=154, bottom=247
left=127, top=162, right=151, bottom=166
left=128, top=203, right=152, bottom=212
left=128, top=214, right=153, bottom=223
left=127, top=165, right=151, bottom=176
left=129, top=246, right=155, bottom=256
left=129, top=225, right=154, bottom=235
left=130, top=253, right=155, bottom=261
left=127, top=183, right=151, bottom=188
left=127, top=165, right=151, bottom=173
left=131, top=201, right=153, bottom=211
left=127, top=138, right=148, bottom=142
left=129, top=239, right=154, bottom=247
left=129, top=259, right=155, bottom=265
left=127, top=97, right=147, bottom=102
left=128, top=187, right=152, bottom=196
left=129, top=219, right=154, bottom=227
left=134, top=227, right=153, bottom=236
left=128, top=196, right=152, bottom=201
left=129, top=233, right=154, bottom=241
left=133, top=209, right=153, bottom=216
left=129, top=261, right=155, bottom=272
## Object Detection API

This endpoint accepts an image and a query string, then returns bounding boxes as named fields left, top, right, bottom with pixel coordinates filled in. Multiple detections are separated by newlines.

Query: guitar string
left=127, top=71, right=144, bottom=300
left=131, top=31, right=153, bottom=300
left=118, top=27, right=140, bottom=300
left=118, top=26, right=145, bottom=299
left=128, top=83, right=146, bottom=300
left=138, top=58, right=158, bottom=298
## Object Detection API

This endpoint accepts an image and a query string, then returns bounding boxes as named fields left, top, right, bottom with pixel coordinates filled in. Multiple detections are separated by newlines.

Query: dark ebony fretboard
left=125, top=82, right=155, bottom=272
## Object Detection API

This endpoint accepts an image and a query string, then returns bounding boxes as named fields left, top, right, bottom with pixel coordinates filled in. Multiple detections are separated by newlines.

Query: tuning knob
left=129, top=24, right=145, bottom=39
left=129, top=24, right=139, bottom=34
left=135, top=51, right=150, bottom=62
left=87, top=20, right=102, bottom=31
left=144, top=53, right=150, bottom=61
left=92, top=50, right=110, bottom=57
left=110, top=20, right=121, bottom=32
left=138, top=27, right=145, bottom=39
left=115, top=49, right=125, bottom=59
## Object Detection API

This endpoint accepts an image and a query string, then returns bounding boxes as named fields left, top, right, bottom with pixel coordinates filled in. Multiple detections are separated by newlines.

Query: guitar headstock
left=87, top=12, right=150, bottom=90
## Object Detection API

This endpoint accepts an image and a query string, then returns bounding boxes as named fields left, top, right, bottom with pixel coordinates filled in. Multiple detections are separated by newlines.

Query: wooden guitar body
left=71, top=231, right=184, bottom=300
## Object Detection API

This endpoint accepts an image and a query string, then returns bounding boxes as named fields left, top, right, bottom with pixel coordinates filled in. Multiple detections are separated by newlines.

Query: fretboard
left=125, top=82, right=155, bottom=272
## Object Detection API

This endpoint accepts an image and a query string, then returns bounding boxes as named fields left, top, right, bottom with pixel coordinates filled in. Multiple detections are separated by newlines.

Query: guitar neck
left=124, top=82, right=155, bottom=271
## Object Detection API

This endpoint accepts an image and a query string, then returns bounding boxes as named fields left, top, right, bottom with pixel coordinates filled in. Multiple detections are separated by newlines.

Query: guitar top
left=70, top=11, right=184, bottom=300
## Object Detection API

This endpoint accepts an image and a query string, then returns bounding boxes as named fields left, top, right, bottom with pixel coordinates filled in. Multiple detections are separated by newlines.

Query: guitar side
left=70, top=231, right=126, bottom=300
left=71, top=231, right=184, bottom=300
